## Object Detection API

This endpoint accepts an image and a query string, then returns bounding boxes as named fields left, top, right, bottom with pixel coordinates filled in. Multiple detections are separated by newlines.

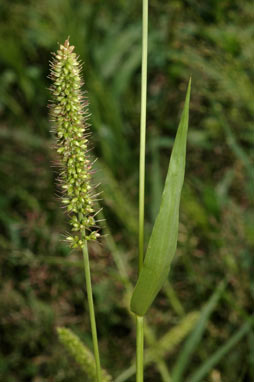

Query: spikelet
left=49, top=39, right=100, bottom=248
left=57, top=327, right=112, bottom=382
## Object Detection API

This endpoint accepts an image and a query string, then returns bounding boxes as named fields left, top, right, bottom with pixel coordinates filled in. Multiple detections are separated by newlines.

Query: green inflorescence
left=49, top=39, right=100, bottom=248
left=57, top=327, right=112, bottom=382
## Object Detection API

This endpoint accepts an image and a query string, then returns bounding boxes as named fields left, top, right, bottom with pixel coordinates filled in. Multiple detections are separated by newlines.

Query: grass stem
left=82, top=241, right=102, bottom=382
left=137, top=0, right=148, bottom=381
left=136, top=316, right=144, bottom=382
left=139, top=0, right=148, bottom=272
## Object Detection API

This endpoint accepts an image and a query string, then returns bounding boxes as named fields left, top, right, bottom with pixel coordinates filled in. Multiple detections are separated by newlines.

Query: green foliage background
left=0, top=1, right=253, bottom=381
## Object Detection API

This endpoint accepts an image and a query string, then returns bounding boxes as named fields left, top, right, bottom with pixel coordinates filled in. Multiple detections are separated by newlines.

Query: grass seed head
left=49, top=38, right=100, bottom=248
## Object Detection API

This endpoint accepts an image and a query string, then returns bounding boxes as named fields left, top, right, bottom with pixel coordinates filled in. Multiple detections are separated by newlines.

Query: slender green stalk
left=138, top=0, right=148, bottom=273
left=136, top=316, right=144, bottom=382
left=82, top=240, right=102, bottom=382
left=137, top=1, right=148, bottom=381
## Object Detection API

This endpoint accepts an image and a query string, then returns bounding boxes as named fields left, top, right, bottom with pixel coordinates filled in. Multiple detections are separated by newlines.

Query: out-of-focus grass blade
left=94, top=161, right=138, bottom=236
left=163, top=280, right=185, bottom=317
left=130, top=79, right=191, bottom=316
left=146, top=311, right=199, bottom=364
left=95, top=24, right=140, bottom=79
left=114, top=311, right=198, bottom=382
left=188, top=319, right=254, bottom=382
left=248, top=330, right=254, bottom=380
left=172, top=281, right=227, bottom=382
left=113, top=47, right=141, bottom=95
left=213, top=102, right=254, bottom=198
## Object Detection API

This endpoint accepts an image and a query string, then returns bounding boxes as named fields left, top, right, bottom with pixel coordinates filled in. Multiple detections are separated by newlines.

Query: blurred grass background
left=0, top=0, right=253, bottom=381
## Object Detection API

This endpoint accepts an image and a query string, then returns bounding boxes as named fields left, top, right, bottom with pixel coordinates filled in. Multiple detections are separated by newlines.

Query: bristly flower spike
left=49, top=38, right=100, bottom=248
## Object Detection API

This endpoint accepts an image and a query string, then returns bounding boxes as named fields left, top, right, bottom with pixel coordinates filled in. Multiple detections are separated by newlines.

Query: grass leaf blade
left=171, top=281, right=226, bottom=382
left=130, top=79, right=191, bottom=316
left=188, top=319, right=253, bottom=382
